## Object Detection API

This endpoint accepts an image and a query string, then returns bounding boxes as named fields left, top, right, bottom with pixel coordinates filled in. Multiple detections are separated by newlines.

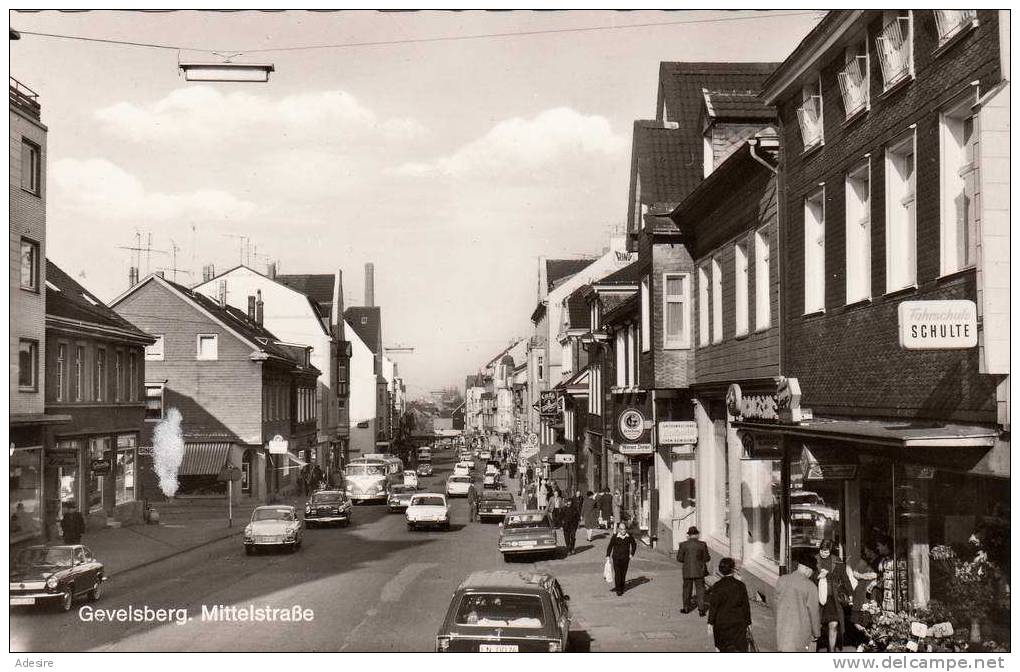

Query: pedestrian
left=300, top=464, right=311, bottom=496
left=526, top=486, right=538, bottom=510
left=676, top=526, right=712, bottom=615
left=815, top=539, right=852, bottom=652
left=612, top=488, right=623, bottom=525
left=60, top=501, right=86, bottom=544
left=560, top=496, right=580, bottom=555
left=775, top=559, right=821, bottom=652
left=537, top=482, right=548, bottom=510
left=849, top=544, right=879, bottom=636
left=525, top=464, right=534, bottom=483
left=313, top=465, right=324, bottom=490
left=580, top=491, right=597, bottom=542
left=549, top=487, right=563, bottom=526
left=467, top=481, right=479, bottom=522
left=706, top=557, right=751, bottom=652
left=598, top=488, right=613, bottom=529
left=605, top=522, right=637, bottom=596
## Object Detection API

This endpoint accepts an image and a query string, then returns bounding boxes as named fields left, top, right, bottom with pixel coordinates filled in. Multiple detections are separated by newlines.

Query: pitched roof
left=546, top=258, right=597, bottom=292
left=344, top=306, right=381, bottom=354
left=45, top=261, right=152, bottom=341
left=654, top=62, right=779, bottom=202
left=564, top=291, right=590, bottom=331
left=702, top=89, right=776, bottom=121
left=600, top=291, right=638, bottom=321
left=275, top=274, right=334, bottom=308
left=596, top=260, right=644, bottom=286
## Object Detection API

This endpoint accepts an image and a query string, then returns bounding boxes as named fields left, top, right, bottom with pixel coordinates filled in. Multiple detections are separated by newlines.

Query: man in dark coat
left=560, top=497, right=580, bottom=555
left=606, top=522, right=638, bottom=596
left=580, top=491, right=597, bottom=542
left=60, top=502, right=86, bottom=544
left=466, top=482, right=479, bottom=522
left=676, top=526, right=712, bottom=615
left=707, top=557, right=752, bottom=652
left=597, top=488, right=614, bottom=528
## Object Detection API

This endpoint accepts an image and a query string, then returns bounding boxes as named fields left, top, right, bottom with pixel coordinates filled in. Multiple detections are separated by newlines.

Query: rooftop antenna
left=118, top=230, right=167, bottom=277
left=158, top=238, right=192, bottom=283
left=221, top=233, right=250, bottom=265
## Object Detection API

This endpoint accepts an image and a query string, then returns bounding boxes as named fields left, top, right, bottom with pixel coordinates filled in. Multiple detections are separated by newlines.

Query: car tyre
left=502, top=554, right=511, bottom=564
left=59, top=587, right=74, bottom=612
left=245, top=545, right=254, bottom=556
left=407, top=522, right=415, bottom=531
left=442, top=522, right=450, bottom=531
left=89, top=577, right=103, bottom=602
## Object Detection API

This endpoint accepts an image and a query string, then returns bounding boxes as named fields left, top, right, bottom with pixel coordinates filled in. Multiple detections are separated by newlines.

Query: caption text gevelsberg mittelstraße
left=78, top=604, right=315, bottom=624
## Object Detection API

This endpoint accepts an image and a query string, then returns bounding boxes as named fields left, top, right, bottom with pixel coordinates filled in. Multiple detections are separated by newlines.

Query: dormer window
left=796, top=78, right=824, bottom=150
left=837, top=42, right=869, bottom=118
left=934, top=10, right=976, bottom=45
left=876, top=11, right=913, bottom=90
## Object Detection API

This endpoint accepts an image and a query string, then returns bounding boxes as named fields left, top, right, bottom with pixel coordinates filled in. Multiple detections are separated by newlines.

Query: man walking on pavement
left=598, top=488, right=613, bottom=529
left=676, top=526, right=711, bottom=615
left=560, top=495, right=580, bottom=555
left=580, top=491, right=597, bottom=542
left=60, top=501, right=86, bottom=544
left=466, top=481, right=479, bottom=522
left=775, top=559, right=821, bottom=652
left=707, top=557, right=752, bottom=652
left=606, top=522, right=638, bottom=596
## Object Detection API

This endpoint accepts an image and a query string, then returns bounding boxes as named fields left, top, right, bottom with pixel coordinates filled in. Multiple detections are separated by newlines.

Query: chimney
left=255, top=290, right=264, bottom=326
left=267, top=261, right=277, bottom=279
left=128, top=266, right=139, bottom=288
left=247, top=295, right=257, bottom=322
left=202, top=264, right=216, bottom=282
left=364, top=262, right=375, bottom=307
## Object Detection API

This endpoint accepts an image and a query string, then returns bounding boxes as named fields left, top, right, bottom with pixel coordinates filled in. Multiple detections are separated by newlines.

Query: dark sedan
left=304, top=490, right=352, bottom=527
left=476, top=491, right=515, bottom=522
left=10, top=545, right=106, bottom=612
left=497, top=511, right=561, bottom=561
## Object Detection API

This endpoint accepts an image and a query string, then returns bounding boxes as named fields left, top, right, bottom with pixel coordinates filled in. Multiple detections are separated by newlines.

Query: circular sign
left=726, top=383, right=743, bottom=417
left=525, top=433, right=539, bottom=448
left=618, top=409, right=645, bottom=441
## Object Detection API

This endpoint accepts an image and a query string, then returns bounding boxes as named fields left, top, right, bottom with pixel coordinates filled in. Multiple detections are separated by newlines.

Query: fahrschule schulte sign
left=897, top=300, right=977, bottom=350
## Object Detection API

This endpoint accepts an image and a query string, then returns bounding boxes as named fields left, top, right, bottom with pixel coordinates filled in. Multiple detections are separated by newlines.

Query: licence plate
left=10, top=597, right=35, bottom=606
left=259, top=536, right=282, bottom=543
left=518, top=540, right=537, bottom=547
left=492, top=509, right=507, bottom=514
left=479, top=644, right=518, bottom=652
left=792, top=513, right=814, bottom=520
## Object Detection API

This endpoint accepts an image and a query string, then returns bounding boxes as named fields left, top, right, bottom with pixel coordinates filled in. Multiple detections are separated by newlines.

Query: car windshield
left=451, top=476, right=472, bottom=483
left=391, top=485, right=415, bottom=494
left=505, top=513, right=550, bottom=529
left=310, top=493, right=344, bottom=505
left=454, top=594, right=544, bottom=629
left=412, top=496, right=445, bottom=507
left=346, top=464, right=384, bottom=476
left=253, top=508, right=295, bottom=522
left=793, top=493, right=821, bottom=505
left=15, top=547, right=73, bottom=568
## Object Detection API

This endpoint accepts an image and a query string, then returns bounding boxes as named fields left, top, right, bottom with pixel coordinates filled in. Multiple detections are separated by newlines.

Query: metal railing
left=876, top=16, right=912, bottom=89
left=837, top=56, right=869, bottom=118
left=795, top=96, right=823, bottom=148
left=934, top=9, right=976, bottom=45
left=9, top=77, right=41, bottom=119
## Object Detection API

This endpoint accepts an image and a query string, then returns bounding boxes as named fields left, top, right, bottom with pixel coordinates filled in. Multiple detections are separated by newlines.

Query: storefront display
left=88, top=436, right=112, bottom=513
left=10, top=448, right=43, bottom=543
left=115, top=434, right=137, bottom=505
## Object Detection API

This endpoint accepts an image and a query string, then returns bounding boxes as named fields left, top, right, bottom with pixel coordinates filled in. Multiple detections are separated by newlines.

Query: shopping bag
left=603, top=558, right=614, bottom=584
left=746, top=627, right=759, bottom=653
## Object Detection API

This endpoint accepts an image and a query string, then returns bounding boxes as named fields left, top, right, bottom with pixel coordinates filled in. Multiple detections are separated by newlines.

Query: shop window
left=789, top=472, right=846, bottom=567
left=845, top=162, right=872, bottom=303
left=115, top=435, right=136, bottom=505
left=885, top=133, right=917, bottom=292
left=804, top=189, right=826, bottom=313
left=10, top=447, right=43, bottom=542
left=18, top=339, right=39, bottom=391
left=88, top=437, right=112, bottom=514
left=940, top=94, right=978, bottom=276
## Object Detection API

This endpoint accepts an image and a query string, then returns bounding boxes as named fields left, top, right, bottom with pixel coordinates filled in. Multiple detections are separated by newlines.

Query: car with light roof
left=304, top=490, right=352, bottom=527
left=498, top=511, right=561, bottom=561
left=244, top=505, right=303, bottom=554
left=406, top=493, right=450, bottom=531
left=435, top=570, right=571, bottom=652
left=446, top=474, right=473, bottom=497
left=453, top=462, right=472, bottom=477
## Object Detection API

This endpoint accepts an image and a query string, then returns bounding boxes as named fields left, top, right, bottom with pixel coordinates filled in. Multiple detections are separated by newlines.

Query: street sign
left=552, top=453, right=576, bottom=464
left=898, top=300, right=977, bottom=350
left=658, top=421, right=698, bottom=446
left=525, top=433, right=539, bottom=448
left=519, top=445, right=539, bottom=461
left=218, top=466, right=243, bottom=482
left=618, top=443, right=652, bottom=455
left=268, top=435, right=288, bottom=455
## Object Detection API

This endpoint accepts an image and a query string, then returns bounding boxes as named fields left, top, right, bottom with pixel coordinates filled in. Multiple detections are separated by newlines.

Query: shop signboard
left=617, top=408, right=646, bottom=442
left=268, top=435, right=289, bottom=455
left=898, top=300, right=977, bottom=350
left=618, top=443, right=653, bottom=455
left=658, top=421, right=698, bottom=446
left=46, top=451, right=78, bottom=467
left=609, top=453, right=627, bottom=464
left=670, top=444, right=695, bottom=458
left=739, top=432, right=782, bottom=460
left=552, top=453, right=576, bottom=464
left=533, top=391, right=560, bottom=418
left=727, top=377, right=808, bottom=424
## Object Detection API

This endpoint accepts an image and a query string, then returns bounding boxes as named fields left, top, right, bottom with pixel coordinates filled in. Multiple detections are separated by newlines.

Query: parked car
left=244, top=505, right=303, bottom=554
left=447, top=474, right=473, bottom=497
left=417, top=462, right=433, bottom=477
left=498, top=511, right=560, bottom=561
left=387, top=484, right=419, bottom=512
left=435, top=570, right=571, bottom=652
left=304, top=490, right=352, bottom=527
left=406, top=493, right=450, bottom=531
left=477, top=491, right=515, bottom=522
left=9, top=545, right=106, bottom=612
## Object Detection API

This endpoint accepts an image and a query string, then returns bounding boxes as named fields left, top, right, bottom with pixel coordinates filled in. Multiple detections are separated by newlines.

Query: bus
left=345, top=455, right=404, bottom=502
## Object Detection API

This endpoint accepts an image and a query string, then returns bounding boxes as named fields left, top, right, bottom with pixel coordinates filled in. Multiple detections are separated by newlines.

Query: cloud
left=394, top=107, right=626, bottom=179
left=95, top=87, right=425, bottom=146
left=50, top=157, right=257, bottom=223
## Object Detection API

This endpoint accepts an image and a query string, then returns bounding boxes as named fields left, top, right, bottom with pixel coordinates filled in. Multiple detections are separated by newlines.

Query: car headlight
left=45, top=576, right=59, bottom=591
left=436, top=636, right=451, bottom=652
left=244, top=525, right=253, bottom=539
left=305, top=505, right=311, bottom=514
left=548, top=641, right=562, bottom=652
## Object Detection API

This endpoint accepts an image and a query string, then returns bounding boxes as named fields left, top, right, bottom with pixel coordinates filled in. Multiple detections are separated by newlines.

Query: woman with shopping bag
left=605, top=522, right=637, bottom=596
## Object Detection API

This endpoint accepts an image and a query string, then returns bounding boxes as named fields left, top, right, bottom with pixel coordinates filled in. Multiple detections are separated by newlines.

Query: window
left=128, top=352, right=138, bottom=402
left=95, top=347, right=106, bottom=402
left=845, top=163, right=872, bottom=303
left=940, top=96, right=978, bottom=275
left=804, top=189, right=826, bottom=314
left=145, top=335, right=165, bottom=361
left=145, top=384, right=164, bottom=421
left=56, top=343, right=66, bottom=402
left=876, top=11, right=913, bottom=89
left=88, top=437, right=111, bottom=513
left=115, top=435, right=137, bottom=505
left=885, top=133, right=917, bottom=292
left=796, top=77, right=824, bottom=149
left=588, top=364, right=602, bottom=415
left=114, top=351, right=123, bottom=402
left=197, top=334, right=218, bottom=360
left=18, top=340, right=38, bottom=391
left=536, top=354, right=544, bottom=381
left=754, top=229, right=771, bottom=331
left=934, top=10, right=976, bottom=45
left=698, top=265, right=710, bottom=346
left=20, top=139, right=40, bottom=195
left=734, top=243, right=749, bottom=337
left=561, top=341, right=572, bottom=375
left=640, top=277, right=651, bottom=352
left=20, top=238, right=40, bottom=291
left=663, top=273, right=691, bottom=348
left=590, top=302, right=600, bottom=330
left=615, top=329, right=626, bottom=387
left=837, top=41, right=869, bottom=118
left=75, top=346, right=85, bottom=401
left=711, top=257, right=723, bottom=343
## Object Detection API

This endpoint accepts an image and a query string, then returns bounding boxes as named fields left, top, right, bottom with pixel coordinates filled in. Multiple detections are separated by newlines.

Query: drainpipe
left=747, top=138, right=778, bottom=174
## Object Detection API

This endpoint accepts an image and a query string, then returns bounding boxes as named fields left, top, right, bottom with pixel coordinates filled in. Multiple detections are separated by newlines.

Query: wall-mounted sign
left=728, top=378, right=807, bottom=424
left=898, top=300, right=978, bottom=350
left=609, top=453, right=627, bottom=464
left=91, top=459, right=112, bottom=474
left=903, top=464, right=936, bottom=480
left=519, top=445, right=539, bottom=461
left=525, top=433, right=539, bottom=449
left=618, top=443, right=653, bottom=456
left=268, top=434, right=289, bottom=455
left=552, top=453, right=576, bottom=464
left=658, top=421, right=698, bottom=446
left=671, top=444, right=695, bottom=458
left=618, top=409, right=645, bottom=441
left=534, top=391, right=561, bottom=417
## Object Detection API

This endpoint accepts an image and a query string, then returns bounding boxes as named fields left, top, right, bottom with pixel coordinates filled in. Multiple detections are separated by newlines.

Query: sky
left=10, top=9, right=821, bottom=398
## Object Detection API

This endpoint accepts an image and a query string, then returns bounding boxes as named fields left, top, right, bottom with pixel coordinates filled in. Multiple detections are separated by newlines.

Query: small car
left=483, top=474, right=499, bottom=488
left=479, top=451, right=492, bottom=461
left=304, top=490, right=352, bottom=527
left=436, top=570, right=571, bottom=652
left=498, top=511, right=561, bottom=561
left=446, top=474, right=473, bottom=497
left=387, top=484, right=419, bottom=512
left=476, top=491, right=515, bottom=522
left=244, top=505, right=303, bottom=554
left=10, top=545, right=106, bottom=612
left=403, top=470, right=420, bottom=489
left=417, top=462, right=433, bottom=477
left=406, top=493, right=450, bottom=531
left=453, top=462, right=472, bottom=477
left=485, top=462, right=500, bottom=476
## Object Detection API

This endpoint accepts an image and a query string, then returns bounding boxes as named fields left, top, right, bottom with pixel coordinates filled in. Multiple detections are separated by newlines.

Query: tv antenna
left=158, top=239, right=193, bottom=283
left=118, top=231, right=167, bottom=276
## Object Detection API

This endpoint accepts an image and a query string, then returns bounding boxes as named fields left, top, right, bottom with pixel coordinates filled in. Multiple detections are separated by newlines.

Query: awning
left=179, top=443, right=231, bottom=476
left=733, top=417, right=997, bottom=448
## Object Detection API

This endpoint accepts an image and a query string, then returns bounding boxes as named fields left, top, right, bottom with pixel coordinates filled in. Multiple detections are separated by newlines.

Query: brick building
left=754, top=10, right=1010, bottom=609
